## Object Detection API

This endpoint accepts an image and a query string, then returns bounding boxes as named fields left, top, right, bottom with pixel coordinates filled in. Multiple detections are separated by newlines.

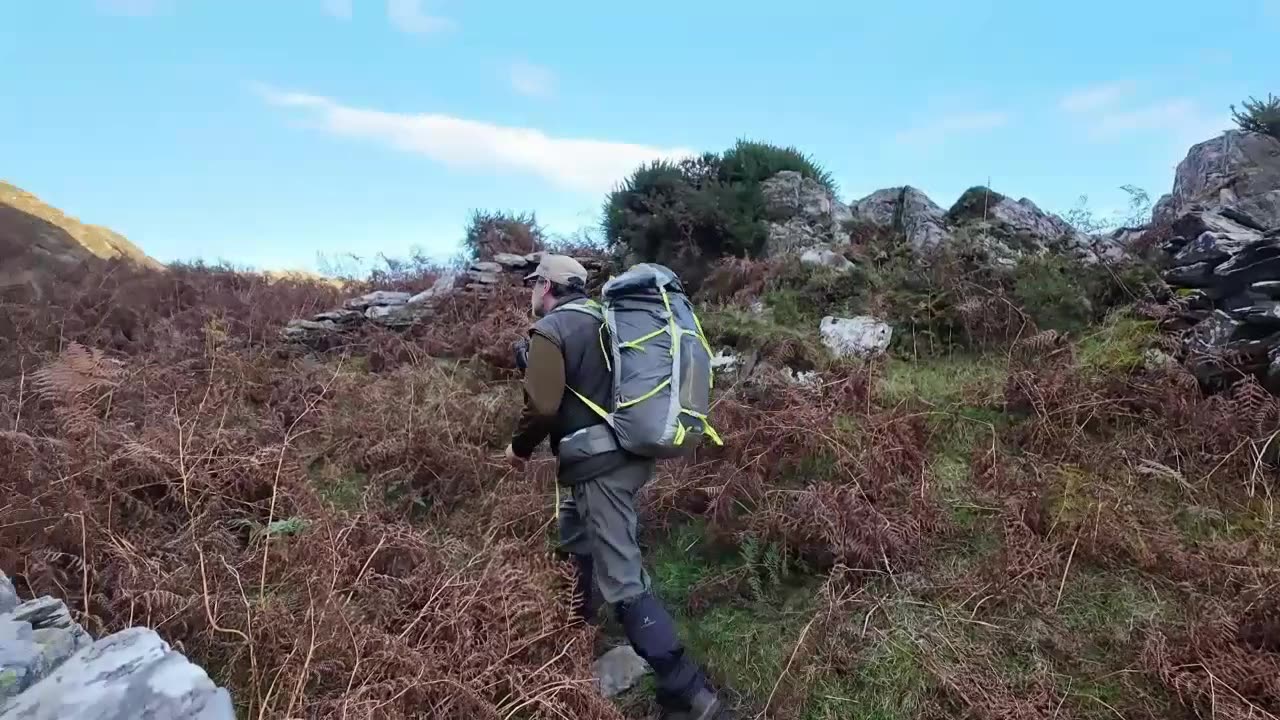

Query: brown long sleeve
left=510, top=333, right=564, bottom=457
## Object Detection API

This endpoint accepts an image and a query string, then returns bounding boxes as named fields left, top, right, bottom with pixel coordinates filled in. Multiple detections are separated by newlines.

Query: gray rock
left=342, top=291, right=411, bottom=311
left=1232, top=302, right=1280, bottom=328
left=313, top=309, right=364, bottom=324
left=466, top=262, right=504, bottom=285
left=1, top=597, right=93, bottom=703
left=1252, top=281, right=1280, bottom=298
left=761, top=171, right=851, bottom=253
left=365, top=303, right=431, bottom=328
left=766, top=218, right=827, bottom=254
left=283, top=318, right=338, bottom=337
left=1, top=627, right=235, bottom=720
left=1211, top=244, right=1280, bottom=292
left=1169, top=211, right=1264, bottom=256
left=10, top=597, right=80, bottom=631
left=0, top=576, right=16, bottom=614
left=761, top=171, right=851, bottom=225
left=850, top=186, right=952, bottom=253
left=1171, top=228, right=1261, bottom=268
left=408, top=272, right=461, bottom=304
left=1160, top=130, right=1280, bottom=231
left=593, top=645, right=650, bottom=699
left=492, top=253, right=533, bottom=270
left=819, top=316, right=893, bottom=358
left=1187, top=310, right=1241, bottom=351
left=799, top=246, right=855, bottom=271
left=1152, top=193, right=1177, bottom=226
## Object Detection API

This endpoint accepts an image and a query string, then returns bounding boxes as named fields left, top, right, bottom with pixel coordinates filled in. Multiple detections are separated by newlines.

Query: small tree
left=1231, top=93, right=1280, bottom=140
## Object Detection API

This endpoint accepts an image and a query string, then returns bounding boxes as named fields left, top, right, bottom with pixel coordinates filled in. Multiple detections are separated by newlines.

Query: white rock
left=780, top=367, right=821, bottom=386
left=710, top=349, right=740, bottom=372
left=800, top=247, right=855, bottom=271
left=820, top=316, right=893, bottom=358
left=593, top=645, right=650, bottom=699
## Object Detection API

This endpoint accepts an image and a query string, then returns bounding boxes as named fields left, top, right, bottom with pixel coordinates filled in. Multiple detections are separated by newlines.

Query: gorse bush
left=463, top=209, right=546, bottom=261
left=718, top=139, right=836, bottom=194
left=1232, top=93, right=1280, bottom=140
left=603, top=139, right=835, bottom=289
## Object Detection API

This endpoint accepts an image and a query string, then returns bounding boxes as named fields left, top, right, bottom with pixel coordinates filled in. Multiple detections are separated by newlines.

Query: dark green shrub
left=603, top=140, right=834, bottom=288
left=717, top=139, right=836, bottom=194
left=1232, top=94, right=1280, bottom=140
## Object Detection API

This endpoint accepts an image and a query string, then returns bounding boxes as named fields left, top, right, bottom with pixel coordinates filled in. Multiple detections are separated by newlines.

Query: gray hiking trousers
left=557, top=457, right=654, bottom=605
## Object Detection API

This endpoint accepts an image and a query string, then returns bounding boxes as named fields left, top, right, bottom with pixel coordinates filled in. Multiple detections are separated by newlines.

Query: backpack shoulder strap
left=551, top=298, right=604, bottom=322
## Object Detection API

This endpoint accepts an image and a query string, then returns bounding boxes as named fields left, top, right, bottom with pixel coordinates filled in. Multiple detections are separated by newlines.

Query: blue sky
left=1, top=1, right=1276, bottom=272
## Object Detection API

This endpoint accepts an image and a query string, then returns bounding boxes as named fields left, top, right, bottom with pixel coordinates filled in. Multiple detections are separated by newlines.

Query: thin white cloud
left=95, top=0, right=166, bottom=16
left=255, top=85, right=692, bottom=193
left=1059, top=81, right=1135, bottom=113
left=386, top=0, right=453, bottom=34
left=1085, top=98, right=1229, bottom=146
left=509, top=61, right=556, bottom=99
left=323, top=0, right=353, bottom=20
left=893, top=111, right=1010, bottom=146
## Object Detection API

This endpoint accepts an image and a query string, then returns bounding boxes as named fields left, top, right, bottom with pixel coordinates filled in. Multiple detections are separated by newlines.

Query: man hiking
left=505, top=254, right=724, bottom=720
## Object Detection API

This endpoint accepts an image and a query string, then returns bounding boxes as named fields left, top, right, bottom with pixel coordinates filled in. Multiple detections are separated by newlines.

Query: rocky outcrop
left=850, top=186, right=952, bottom=253
left=0, top=571, right=233, bottom=720
left=848, top=184, right=1123, bottom=263
left=1147, top=130, right=1280, bottom=390
left=1153, top=130, right=1280, bottom=231
left=283, top=253, right=606, bottom=346
left=761, top=171, right=852, bottom=254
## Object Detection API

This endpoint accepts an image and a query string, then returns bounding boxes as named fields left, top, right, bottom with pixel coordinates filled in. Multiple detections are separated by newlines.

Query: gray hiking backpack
left=557, top=263, right=722, bottom=458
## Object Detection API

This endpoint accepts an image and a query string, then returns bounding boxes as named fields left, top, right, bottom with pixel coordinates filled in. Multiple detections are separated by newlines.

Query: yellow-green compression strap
left=569, top=388, right=610, bottom=420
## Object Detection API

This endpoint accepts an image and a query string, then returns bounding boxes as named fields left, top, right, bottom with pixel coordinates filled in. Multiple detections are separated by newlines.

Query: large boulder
left=1155, top=130, right=1280, bottom=231
left=850, top=186, right=952, bottom=252
left=761, top=171, right=852, bottom=253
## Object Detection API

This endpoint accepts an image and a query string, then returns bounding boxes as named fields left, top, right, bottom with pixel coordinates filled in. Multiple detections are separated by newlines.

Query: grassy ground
left=612, top=321, right=1241, bottom=719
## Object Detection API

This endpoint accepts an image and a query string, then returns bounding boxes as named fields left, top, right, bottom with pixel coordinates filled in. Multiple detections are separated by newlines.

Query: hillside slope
left=0, top=181, right=161, bottom=293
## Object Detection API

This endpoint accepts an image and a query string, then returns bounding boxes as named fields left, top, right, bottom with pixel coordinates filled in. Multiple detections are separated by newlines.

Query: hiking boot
left=661, top=688, right=723, bottom=720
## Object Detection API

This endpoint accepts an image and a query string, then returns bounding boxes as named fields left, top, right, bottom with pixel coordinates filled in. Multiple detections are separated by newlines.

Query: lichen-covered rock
left=1160, top=130, right=1280, bottom=231
left=799, top=246, right=855, bottom=271
left=593, top=645, right=650, bottom=699
left=761, top=171, right=851, bottom=253
left=819, top=316, right=892, bottom=358
left=1, top=627, right=235, bottom=720
left=850, top=186, right=952, bottom=253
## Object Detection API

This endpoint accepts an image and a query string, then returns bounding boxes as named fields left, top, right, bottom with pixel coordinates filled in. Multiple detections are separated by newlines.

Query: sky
left=1, top=1, right=1276, bottom=272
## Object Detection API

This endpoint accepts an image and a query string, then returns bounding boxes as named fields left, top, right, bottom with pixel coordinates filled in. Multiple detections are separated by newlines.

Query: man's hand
left=505, top=444, right=528, bottom=470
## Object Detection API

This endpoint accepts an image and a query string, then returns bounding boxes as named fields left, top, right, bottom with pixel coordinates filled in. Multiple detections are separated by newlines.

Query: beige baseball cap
left=524, top=254, right=588, bottom=285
